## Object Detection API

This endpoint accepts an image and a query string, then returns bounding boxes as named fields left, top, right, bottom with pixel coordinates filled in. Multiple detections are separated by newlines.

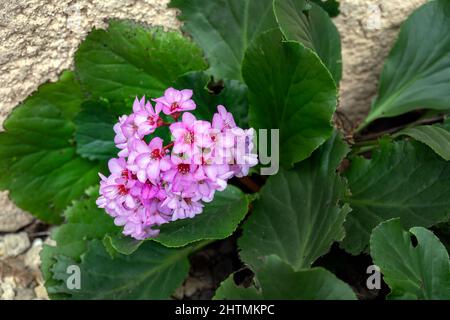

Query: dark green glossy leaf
left=52, top=240, right=193, bottom=299
left=239, top=132, right=350, bottom=270
left=395, top=124, right=450, bottom=161
left=361, top=0, right=450, bottom=128
left=41, top=188, right=198, bottom=299
left=74, top=100, right=118, bottom=161
left=169, top=0, right=277, bottom=81
left=75, top=20, right=207, bottom=104
left=0, top=72, right=101, bottom=223
left=274, top=0, right=342, bottom=82
left=214, top=255, right=356, bottom=300
left=154, top=186, right=249, bottom=247
left=244, top=29, right=337, bottom=167
left=40, top=188, right=120, bottom=298
left=342, top=140, right=450, bottom=255
left=370, top=218, right=450, bottom=299
left=310, top=0, right=340, bottom=17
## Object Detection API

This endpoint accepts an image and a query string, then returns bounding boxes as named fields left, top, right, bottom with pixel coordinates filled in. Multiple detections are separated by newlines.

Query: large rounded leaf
left=0, top=72, right=101, bottom=223
left=395, top=124, right=450, bottom=161
left=243, top=29, right=336, bottom=167
left=40, top=188, right=120, bottom=298
left=154, top=186, right=249, bottom=247
left=103, top=186, right=249, bottom=252
left=74, top=100, right=118, bottom=161
left=239, top=132, right=350, bottom=270
left=41, top=189, right=198, bottom=299
left=361, top=0, right=450, bottom=128
left=49, top=239, right=192, bottom=300
left=342, top=140, right=450, bottom=255
left=75, top=20, right=207, bottom=104
left=370, top=219, right=450, bottom=300
left=214, top=255, right=356, bottom=300
left=274, top=0, right=342, bottom=82
left=169, top=0, right=277, bottom=81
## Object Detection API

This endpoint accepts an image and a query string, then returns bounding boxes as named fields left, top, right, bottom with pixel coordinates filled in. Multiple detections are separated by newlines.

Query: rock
left=0, top=191, right=33, bottom=232
left=0, top=232, right=30, bottom=258
left=24, top=238, right=43, bottom=270
left=0, top=276, right=16, bottom=300
left=173, top=285, right=184, bottom=300
left=34, top=283, right=49, bottom=300
left=15, top=288, right=36, bottom=300
left=334, top=0, right=427, bottom=126
left=183, top=277, right=210, bottom=298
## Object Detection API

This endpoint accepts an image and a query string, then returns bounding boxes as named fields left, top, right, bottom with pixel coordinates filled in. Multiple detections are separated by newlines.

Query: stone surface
left=0, top=276, right=17, bottom=300
left=34, top=283, right=49, bottom=300
left=0, top=232, right=30, bottom=259
left=24, top=238, right=43, bottom=270
left=335, top=0, right=426, bottom=128
left=15, top=288, right=36, bottom=300
left=0, top=236, right=48, bottom=300
left=0, top=0, right=180, bottom=128
left=0, top=0, right=181, bottom=231
left=0, top=191, right=33, bottom=233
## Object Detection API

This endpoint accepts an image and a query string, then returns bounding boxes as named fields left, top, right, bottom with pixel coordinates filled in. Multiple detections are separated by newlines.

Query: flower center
left=170, top=102, right=180, bottom=112
left=150, top=149, right=161, bottom=160
left=147, top=115, right=158, bottom=125
left=184, top=131, right=195, bottom=144
left=118, top=185, right=128, bottom=195
left=177, top=163, right=190, bottom=175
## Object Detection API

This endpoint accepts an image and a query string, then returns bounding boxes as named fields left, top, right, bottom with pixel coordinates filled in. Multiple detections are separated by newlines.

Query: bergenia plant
left=0, top=0, right=449, bottom=301
left=97, top=90, right=257, bottom=240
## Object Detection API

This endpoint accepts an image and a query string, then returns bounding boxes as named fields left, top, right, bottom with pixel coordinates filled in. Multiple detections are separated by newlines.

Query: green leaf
left=395, top=124, right=450, bottom=161
left=40, top=188, right=120, bottom=298
left=0, top=71, right=101, bottom=223
left=239, top=132, right=350, bottom=270
left=103, top=233, right=143, bottom=256
left=173, top=71, right=249, bottom=127
left=169, top=0, right=277, bottom=81
left=361, top=0, right=450, bottom=128
left=342, top=140, right=450, bottom=255
left=214, top=255, right=356, bottom=300
left=310, top=0, right=340, bottom=17
left=274, top=0, right=342, bottom=82
left=50, top=239, right=192, bottom=299
left=370, top=218, right=450, bottom=300
left=244, top=29, right=336, bottom=167
left=75, top=20, right=207, bottom=104
left=41, top=189, right=197, bottom=299
left=154, top=186, right=249, bottom=247
left=74, top=100, right=118, bottom=161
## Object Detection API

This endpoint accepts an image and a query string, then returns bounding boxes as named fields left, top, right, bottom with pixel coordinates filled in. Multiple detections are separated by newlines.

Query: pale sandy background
left=0, top=0, right=426, bottom=299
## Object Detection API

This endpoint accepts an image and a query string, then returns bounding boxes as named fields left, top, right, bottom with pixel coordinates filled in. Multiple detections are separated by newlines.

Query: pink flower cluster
left=96, top=88, right=258, bottom=240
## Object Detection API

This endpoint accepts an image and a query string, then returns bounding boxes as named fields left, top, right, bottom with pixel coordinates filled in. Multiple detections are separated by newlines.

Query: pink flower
left=98, top=87, right=259, bottom=240
left=162, top=191, right=203, bottom=220
left=213, top=105, right=236, bottom=131
left=132, top=96, right=147, bottom=113
left=114, top=116, right=129, bottom=157
left=163, top=154, right=198, bottom=193
left=153, top=88, right=196, bottom=115
left=229, top=128, right=258, bottom=177
left=133, top=101, right=162, bottom=137
left=170, top=112, right=212, bottom=156
left=127, top=137, right=171, bottom=183
left=98, top=172, right=136, bottom=210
